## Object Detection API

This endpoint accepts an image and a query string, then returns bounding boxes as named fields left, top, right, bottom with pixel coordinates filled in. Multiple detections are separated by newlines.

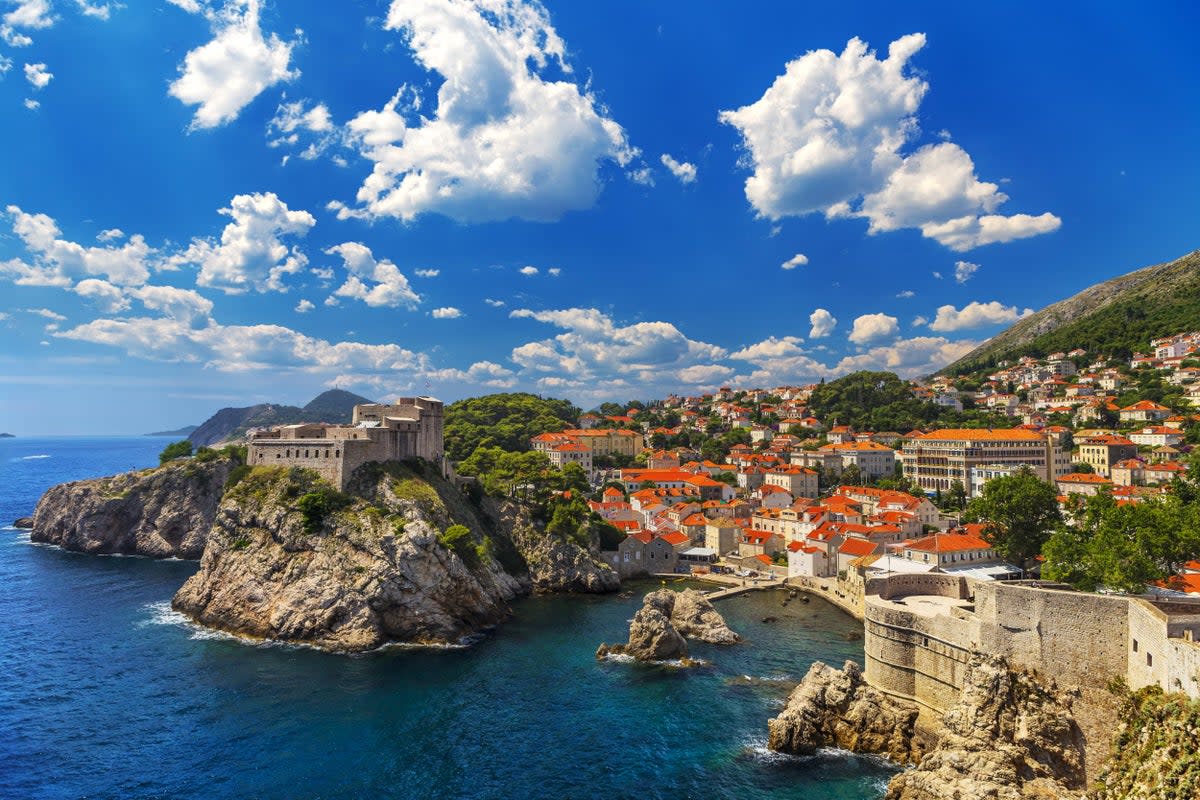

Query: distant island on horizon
left=0, top=433, right=14, bottom=438
left=144, top=425, right=199, bottom=438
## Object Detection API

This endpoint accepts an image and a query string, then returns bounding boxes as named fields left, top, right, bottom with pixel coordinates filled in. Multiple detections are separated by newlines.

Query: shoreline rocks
left=768, top=660, right=921, bottom=764
left=597, top=588, right=739, bottom=663
left=12, top=517, right=33, bottom=529
left=30, top=458, right=235, bottom=558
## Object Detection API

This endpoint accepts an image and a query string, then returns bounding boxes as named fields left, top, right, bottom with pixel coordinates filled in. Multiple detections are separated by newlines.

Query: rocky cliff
left=596, top=588, right=739, bottom=662
left=495, top=500, right=619, bottom=594
left=769, top=656, right=1088, bottom=798
left=1095, top=685, right=1200, bottom=800
left=31, top=458, right=236, bottom=558
left=172, top=463, right=528, bottom=651
left=768, top=660, right=921, bottom=764
left=885, top=655, right=1087, bottom=800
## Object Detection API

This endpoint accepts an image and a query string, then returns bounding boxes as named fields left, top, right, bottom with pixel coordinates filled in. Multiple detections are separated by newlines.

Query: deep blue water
left=0, top=437, right=894, bottom=799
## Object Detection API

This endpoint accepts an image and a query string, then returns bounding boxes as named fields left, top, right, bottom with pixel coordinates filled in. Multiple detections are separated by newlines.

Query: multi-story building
left=818, top=441, right=897, bottom=480
left=1077, top=434, right=1138, bottom=477
left=899, top=428, right=1061, bottom=498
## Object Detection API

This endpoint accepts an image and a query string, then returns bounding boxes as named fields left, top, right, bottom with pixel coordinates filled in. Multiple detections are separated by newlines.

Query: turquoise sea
left=0, top=437, right=895, bottom=799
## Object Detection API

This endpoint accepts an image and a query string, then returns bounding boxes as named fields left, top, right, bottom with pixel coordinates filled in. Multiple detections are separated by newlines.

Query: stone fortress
left=860, top=574, right=1200, bottom=716
left=246, top=397, right=445, bottom=489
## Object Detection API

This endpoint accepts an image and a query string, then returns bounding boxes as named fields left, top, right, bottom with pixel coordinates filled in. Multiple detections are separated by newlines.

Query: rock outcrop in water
left=12, top=517, right=33, bottom=529
left=30, top=458, right=236, bottom=558
left=885, top=655, right=1087, bottom=800
left=768, top=656, right=1088, bottom=798
left=596, top=589, right=739, bottom=662
left=768, top=660, right=921, bottom=763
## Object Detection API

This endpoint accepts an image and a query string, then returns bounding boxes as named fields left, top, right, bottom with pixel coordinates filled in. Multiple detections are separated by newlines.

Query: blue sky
left=1, top=0, right=1198, bottom=434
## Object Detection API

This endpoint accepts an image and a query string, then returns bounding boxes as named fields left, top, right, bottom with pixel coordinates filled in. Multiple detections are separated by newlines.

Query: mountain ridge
left=941, top=248, right=1200, bottom=375
left=188, top=389, right=374, bottom=447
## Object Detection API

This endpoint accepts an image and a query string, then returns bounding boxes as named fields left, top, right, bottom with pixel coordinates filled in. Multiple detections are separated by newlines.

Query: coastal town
left=515, top=330, right=1200, bottom=600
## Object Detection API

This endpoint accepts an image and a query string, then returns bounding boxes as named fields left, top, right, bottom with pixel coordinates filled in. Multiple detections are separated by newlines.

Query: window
left=1147, top=653, right=1153, bottom=667
left=1132, top=640, right=1138, bottom=652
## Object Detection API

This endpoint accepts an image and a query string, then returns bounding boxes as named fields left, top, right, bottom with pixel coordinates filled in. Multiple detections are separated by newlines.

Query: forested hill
left=188, top=390, right=373, bottom=447
left=941, top=248, right=1200, bottom=376
left=444, top=393, right=580, bottom=463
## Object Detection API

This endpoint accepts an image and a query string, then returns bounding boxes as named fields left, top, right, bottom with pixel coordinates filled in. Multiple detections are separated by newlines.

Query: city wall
left=862, top=577, right=1200, bottom=717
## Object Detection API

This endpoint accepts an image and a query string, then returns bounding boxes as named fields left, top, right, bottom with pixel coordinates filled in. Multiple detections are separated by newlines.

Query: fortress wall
left=1127, top=600, right=1200, bottom=696
left=864, top=600, right=977, bottom=714
left=247, top=438, right=347, bottom=487
left=876, top=573, right=968, bottom=602
left=972, top=582, right=1129, bottom=690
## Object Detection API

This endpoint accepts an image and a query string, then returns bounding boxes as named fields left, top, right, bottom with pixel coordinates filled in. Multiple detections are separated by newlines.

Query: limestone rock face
left=669, top=588, right=741, bottom=644
left=172, top=465, right=525, bottom=652
left=31, top=458, right=235, bottom=558
left=884, top=655, right=1087, bottom=800
left=597, top=589, right=739, bottom=662
left=495, top=500, right=620, bottom=594
left=598, top=594, right=690, bottom=662
left=768, top=660, right=921, bottom=764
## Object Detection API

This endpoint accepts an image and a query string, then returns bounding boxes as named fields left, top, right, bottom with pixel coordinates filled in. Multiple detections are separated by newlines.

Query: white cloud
left=130, top=284, right=214, bottom=323
left=848, top=312, right=899, bottom=345
left=294, top=298, right=314, bottom=313
left=74, top=278, right=130, bottom=312
left=834, top=335, right=979, bottom=377
left=808, top=308, right=837, bottom=339
left=267, top=98, right=336, bottom=160
left=719, top=34, right=1060, bottom=251
left=0, top=55, right=11, bottom=76
left=96, top=228, right=124, bottom=242
left=929, top=300, right=1033, bottom=332
left=484, top=298, right=505, bottom=307
left=413, top=268, right=439, bottom=278
left=429, top=360, right=517, bottom=389
left=660, top=153, right=697, bottom=184
left=74, top=1, right=117, bottom=20
left=728, top=335, right=806, bottom=361
left=781, top=252, right=808, bottom=270
left=953, top=260, right=979, bottom=284
left=518, top=265, right=539, bottom=276
left=23, top=61, right=51, bottom=89
left=896, top=289, right=914, bottom=298
left=912, top=314, right=928, bottom=327
left=22, top=97, right=38, bottom=109
left=430, top=306, right=462, bottom=319
left=4, top=0, right=53, bottom=31
left=508, top=307, right=726, bottom=384
left=169, top=0, right=298, bottom=130
left=325, top=241, right=420, bottom=309
left=24, top=306, right=65, bottom=320
left=166, top=0, right=203, bottom=12
left=932, top=270, right=943, bottom=279
left=2, top=205, right=155, bottom=286
left=334, top=0, right=634, bottom=223
left=169, top=192, right=313, bottom=294
left=547, top=267, right=561, bottom=277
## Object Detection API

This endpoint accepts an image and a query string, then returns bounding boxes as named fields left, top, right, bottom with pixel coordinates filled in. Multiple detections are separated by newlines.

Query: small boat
left=762, top=616, right=779, bottom=623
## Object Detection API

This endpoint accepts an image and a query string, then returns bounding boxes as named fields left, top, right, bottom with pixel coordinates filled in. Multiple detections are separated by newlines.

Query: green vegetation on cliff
left=806, top=371, right=1010, bottom=432
left=1099, top=684, right=1200, bottom=799
left=444, top=392, right=580, bottom=463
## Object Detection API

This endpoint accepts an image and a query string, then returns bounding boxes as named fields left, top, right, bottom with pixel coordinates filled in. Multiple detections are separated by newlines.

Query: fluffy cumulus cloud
left=74, top=278, right=130, bottom=312
left=719, top=34, right=1061, bottom=251
left=325, top=242, right=420, bottom=309
left=781, top=252, right=808, bottom=270
left=518, top=265, right=539, bottom=276
left=168, top=0, right=299, bottom=130
left=333, top=0, right=635, bottom=223
left=2, top=0, right=52, bottom=45
left=954, top=260, right=979, bottom=284
left=808, top=308, right=836, bottom=338
left=660, top=153, right=697, bottom=184
left=429, top=360, right=517, bottom=389
left=172, top=192, right=314, bottom=293
left=267, top=98, right=337, bottom=162
left=848, top=312, right=899, bottom=345
left=294, top=298, right=314, bottom=313
left=834, top=335, right=979, bottom=376
left=430, top=306, right=462, bottom=319
left=509, top=307, right=727, bottom=387
left=1, top=204, right=155, bottom=286
left=23, top=61, right=50, bottom=88
left=929, top=300, right=1032, bottom=332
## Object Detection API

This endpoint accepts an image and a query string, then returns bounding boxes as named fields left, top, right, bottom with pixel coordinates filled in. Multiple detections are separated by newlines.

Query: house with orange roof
left=1110, top=459, right=1145, bottom=487
left=753, top=483, right=794, bottom=510
left=899, top=525, right=1018, bottom=579
left=837, top=537, right=881, bottom=573
left=546, top=441, right=592, bottom=473
left=1119, top=400, right=1172, bottom=424
left=763, top=465, right=818, bottom=497
left=786, top=540, right=834, bottom=578
left=818, top=440, right=897, bottom=480
left=1128, top=426, right=1186, bottom=448
left=1056, top=472, right=1113, bottom=496
left=739, top=529, right=785, bottom=559
left=899, top=428, right=1061, bottom=498
left=1144, top=461, right=1188, bottom=485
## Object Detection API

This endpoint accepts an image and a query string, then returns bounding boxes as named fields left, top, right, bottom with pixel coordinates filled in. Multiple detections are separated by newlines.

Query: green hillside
left=942, top=249, right=1200, bottom=376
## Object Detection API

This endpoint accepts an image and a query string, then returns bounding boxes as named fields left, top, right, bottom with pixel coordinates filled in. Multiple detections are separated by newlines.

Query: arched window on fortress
left=286, top=449, right=291, bottom=457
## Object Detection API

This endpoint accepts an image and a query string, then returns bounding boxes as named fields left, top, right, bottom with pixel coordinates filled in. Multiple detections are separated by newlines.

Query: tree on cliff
left=159, top=439, right=194, bottom=464
left=964, top=468, right=1061, bottom=567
